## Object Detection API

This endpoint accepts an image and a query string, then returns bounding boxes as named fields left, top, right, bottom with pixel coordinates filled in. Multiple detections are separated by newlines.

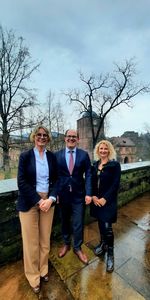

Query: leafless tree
left=66, top=59, right=150, bottom=149
left=44, top=90, right=65, bottom=150
left=0, top=26, right=40, bottom=170
left=141, top=123, right=150, bottom=160
left=143, top=122, right=150, bottom=133
left=44, top=90, right=55, bottom=134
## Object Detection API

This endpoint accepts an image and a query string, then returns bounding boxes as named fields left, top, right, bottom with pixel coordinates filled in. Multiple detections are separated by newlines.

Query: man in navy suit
left=56, top=129, right=92, bottom=264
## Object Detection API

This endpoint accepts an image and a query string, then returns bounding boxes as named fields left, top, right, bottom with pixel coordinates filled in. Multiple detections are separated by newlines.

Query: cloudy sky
left=0, top=0, right=150, bottom=136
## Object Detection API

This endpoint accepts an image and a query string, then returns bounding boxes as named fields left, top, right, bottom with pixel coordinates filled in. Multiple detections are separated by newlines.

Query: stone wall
left=0, top=161, right=150, bottom=266
left=118, top=163, right=150, bottom=207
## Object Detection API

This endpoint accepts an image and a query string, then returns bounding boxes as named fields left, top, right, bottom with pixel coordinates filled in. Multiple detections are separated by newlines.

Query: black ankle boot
left=94, top=241, right=107, bottom=256
left=106, top=247, right=114, bottom=272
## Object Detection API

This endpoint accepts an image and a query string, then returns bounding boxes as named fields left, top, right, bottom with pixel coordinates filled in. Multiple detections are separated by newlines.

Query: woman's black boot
left=106, top=247, right=114, bottom=272
left=94, top=236, right=107, bottom=256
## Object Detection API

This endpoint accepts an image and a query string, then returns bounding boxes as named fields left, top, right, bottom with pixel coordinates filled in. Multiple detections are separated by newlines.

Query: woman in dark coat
left=91, top=140, right=121, bottom=272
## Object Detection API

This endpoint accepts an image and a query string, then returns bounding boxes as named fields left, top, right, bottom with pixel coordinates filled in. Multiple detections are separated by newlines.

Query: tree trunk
left=3, top=148, right=10, bottom=175
left=2, top=125, right=10, bottom=174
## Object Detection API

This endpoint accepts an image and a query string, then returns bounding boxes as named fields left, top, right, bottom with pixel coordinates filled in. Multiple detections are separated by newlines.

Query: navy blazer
left=17, top=149, right=58, bottom=211
left=55, top=148, right=92, bottom=203
left=90, top=160, right=121, bottom=223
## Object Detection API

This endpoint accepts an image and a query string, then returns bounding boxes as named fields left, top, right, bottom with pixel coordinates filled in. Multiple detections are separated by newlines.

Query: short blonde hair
left=30, top=125, right=51, bottom=143
left=94, top=140, right=116, bottom=161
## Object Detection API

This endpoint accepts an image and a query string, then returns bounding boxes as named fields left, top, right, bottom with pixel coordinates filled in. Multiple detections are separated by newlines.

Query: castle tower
left=77, top=111, right=104, bottom=159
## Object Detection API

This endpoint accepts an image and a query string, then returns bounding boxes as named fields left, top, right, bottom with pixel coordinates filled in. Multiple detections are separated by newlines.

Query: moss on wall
left=118, top=166, right=150, bottom=207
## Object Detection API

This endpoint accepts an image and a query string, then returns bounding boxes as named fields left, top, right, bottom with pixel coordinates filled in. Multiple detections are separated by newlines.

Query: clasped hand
left=92, top=196, right=106, bottom=207
left=85, top=195, right=92, bottom=205
left=38, top=198, right=53, bottom=212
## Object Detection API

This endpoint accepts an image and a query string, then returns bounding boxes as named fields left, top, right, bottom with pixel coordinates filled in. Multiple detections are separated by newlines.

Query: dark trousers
left=98, top=220, right=114, bottom=247
left=59, top=198, right=85, bottom=251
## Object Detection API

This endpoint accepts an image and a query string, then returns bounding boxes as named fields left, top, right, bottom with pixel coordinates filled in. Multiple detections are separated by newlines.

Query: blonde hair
left=30, top=125, right=51, bottom=143
left=94, top=140, right=116, bottom=161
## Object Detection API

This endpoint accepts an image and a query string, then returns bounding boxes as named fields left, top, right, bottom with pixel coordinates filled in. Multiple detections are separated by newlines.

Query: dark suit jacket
left=90, top=160, right=121, bottom=223
left=55, top=148, right=92, bottom=203
left=17, top=148, right=57, bottom=211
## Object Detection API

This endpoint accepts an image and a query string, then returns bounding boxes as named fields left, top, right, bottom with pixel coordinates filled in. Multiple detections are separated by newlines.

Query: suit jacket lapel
left=72, top=148, right=80, bottom=172
left=30, top=149, right=36, bottom=183
left=46, top=151, right=52, bottom=178
left=62, top=149, right=69, bottom=172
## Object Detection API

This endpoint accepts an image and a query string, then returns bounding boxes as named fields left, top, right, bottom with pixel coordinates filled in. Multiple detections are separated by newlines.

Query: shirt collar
left=66, top=147, right=76, bottom=153
left=34, top=147, right=47, bottom=153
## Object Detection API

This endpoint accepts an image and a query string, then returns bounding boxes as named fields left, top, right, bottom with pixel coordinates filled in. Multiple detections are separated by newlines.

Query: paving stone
left=0, top=192, right=150, bottom=300
left=116, top=257, right=150, bottom=300
left=49, top=243, right=97, bottom=281
left=66, top=259, right=145, bottom=300
left=0, top=260, right=73, bottom=300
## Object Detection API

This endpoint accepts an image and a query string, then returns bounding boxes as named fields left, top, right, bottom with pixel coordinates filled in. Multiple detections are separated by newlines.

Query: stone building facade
left=110, top=137, right=137, bottom=163
left=121, top=131, right=150, bottom=161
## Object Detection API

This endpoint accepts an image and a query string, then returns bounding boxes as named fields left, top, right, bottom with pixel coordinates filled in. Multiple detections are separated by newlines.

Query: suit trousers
left=19, top=203, right=54, bottom=288
left=59, top=198, right=85, bottom=251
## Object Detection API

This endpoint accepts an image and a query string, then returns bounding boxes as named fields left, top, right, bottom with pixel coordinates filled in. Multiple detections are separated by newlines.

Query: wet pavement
left=0, top=192, right=149, bottom=300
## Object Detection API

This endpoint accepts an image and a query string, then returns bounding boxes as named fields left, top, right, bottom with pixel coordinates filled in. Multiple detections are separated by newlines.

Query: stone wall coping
left=0, top=178, right=18, bottom=194
left=0, top=161, right=150, bottom=194
left=121, top=161, right=150, bottom=171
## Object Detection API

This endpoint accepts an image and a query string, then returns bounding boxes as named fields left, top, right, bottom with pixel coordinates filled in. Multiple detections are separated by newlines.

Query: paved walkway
left=0, top=192, right=149, bottom=300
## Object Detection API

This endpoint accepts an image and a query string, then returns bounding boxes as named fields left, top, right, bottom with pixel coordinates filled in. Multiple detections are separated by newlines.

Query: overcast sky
left=0, top=0, right=150, bottom=136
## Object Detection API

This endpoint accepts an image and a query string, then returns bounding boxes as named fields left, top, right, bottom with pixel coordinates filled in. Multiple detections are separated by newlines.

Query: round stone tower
left=77, top=111, right=104, bottom=159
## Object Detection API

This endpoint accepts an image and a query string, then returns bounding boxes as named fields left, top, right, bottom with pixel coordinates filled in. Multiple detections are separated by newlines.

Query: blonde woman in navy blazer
left=17, top=126, right=57, bottom=294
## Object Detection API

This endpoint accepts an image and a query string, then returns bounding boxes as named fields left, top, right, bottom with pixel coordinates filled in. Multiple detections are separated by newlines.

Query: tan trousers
left=19, top=197, right=54, bottom=288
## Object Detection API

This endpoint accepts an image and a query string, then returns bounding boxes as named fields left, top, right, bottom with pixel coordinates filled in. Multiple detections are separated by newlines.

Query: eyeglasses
left=36, top=133, right=48, bottom=138
left=66, top=135, right=78, bottom=139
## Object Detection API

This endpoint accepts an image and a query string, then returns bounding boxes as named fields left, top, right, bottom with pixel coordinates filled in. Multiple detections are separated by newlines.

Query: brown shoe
left=32, top=285, right=40, bottom=294
left=41, top=273, right=49, bottom=282
left=74, top=249, right=88, bottom=265
left=58, top=244, right=70, bottom=258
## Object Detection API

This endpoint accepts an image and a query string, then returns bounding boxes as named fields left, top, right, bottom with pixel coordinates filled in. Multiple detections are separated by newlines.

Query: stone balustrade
left=0, top=161, right=150, bottom=266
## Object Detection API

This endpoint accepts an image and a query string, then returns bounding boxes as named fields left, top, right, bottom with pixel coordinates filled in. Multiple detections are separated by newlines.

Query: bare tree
left=143, top=122, right=150, bottom=133
left=45, top=90, right=55, bottom=134
left=66, top=59, right=150, bottom=149
left=52, top=102, right=64, bottom=134
left=0, top=25, right=40, bottom=170
left=141, top=123, right=150, bottom=160
left=44, top=90, right=65, bottom=150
